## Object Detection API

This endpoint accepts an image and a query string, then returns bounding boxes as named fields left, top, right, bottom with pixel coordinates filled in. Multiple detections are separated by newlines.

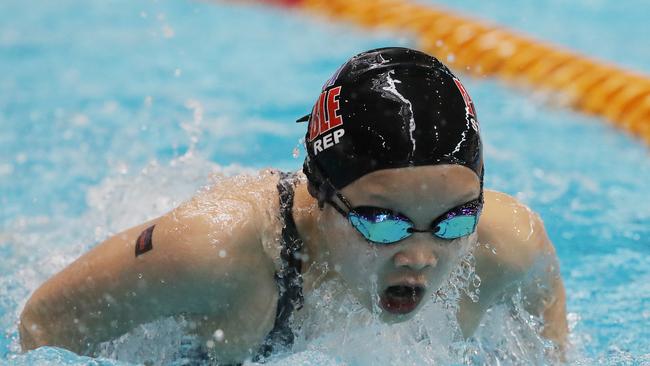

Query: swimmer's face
left=318, top=165, right=481, bottom=322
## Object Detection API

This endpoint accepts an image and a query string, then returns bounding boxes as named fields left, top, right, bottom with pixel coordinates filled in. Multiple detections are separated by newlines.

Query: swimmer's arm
left=467, top=191, right=567, bottom=350
left=19, top=219, right=161, bottom=353
left=19, top=196, right=266, bottom=355
left=517, top=216, right=568, bottom=352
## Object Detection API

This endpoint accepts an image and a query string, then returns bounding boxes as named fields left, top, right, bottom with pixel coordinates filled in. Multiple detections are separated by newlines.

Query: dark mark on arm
left=135, top=225, right=155, bottom=257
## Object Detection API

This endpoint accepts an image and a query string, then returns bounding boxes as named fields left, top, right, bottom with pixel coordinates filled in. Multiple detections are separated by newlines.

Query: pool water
left=1, top=0, right=649, bottom=364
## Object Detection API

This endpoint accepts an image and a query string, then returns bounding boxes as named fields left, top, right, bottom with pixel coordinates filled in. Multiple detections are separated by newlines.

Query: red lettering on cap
left=309, top=91, right=326, bottom=141
left=317, top=92, right=329, bottom=138
left=326, top=86, right=343, bottom=129
left=453, top=78, right=477, bottom=118
left=308, top=86, right=345, bottom=142
left=308, top=106, right=320, bottom=141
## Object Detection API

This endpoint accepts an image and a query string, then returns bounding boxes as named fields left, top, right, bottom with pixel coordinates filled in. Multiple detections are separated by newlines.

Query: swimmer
left=19, top=47, right=567, bottom=364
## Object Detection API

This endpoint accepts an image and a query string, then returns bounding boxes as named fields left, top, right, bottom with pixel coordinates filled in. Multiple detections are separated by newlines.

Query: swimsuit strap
left=254, top=171, right=304, bottom=361
left=178, top=172, right=303, bottom=365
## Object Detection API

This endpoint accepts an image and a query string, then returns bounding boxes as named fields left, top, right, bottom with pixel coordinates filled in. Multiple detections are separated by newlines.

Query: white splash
left=451, top=129, right=468, bottom=155
left=382, top=70, right=417, bottom=158
left=267, top=241, right=554, bottom=366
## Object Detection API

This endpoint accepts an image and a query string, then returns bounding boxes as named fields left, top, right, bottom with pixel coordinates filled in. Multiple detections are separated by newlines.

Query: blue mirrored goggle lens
left=348, top=211, right=411, bottom=244
left=434, top=215, right=478, bottom=239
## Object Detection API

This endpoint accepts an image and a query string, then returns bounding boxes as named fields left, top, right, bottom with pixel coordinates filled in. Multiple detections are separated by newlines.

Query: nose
left=392, top=242, right=438, bottom=271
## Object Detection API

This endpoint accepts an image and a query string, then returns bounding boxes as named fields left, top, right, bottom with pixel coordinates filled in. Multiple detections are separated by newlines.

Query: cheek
left=318, top=211, right=366, bottom=263
left=457, top=232, right=478, bottom=256
left=432, top=234, right=477, bottom=270
left=317, top=214, right=386, bottom=281
left=441, top=234, right=478, bottom=271
left=330, top=236, right=380, bottom=277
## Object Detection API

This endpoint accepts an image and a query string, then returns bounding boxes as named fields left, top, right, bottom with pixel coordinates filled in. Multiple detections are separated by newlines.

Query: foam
left=2, top=152, right=559, bottom=365
left=0, top=151, right=257, bottom=365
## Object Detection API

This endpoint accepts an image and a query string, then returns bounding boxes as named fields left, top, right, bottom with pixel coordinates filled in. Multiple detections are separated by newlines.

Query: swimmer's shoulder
left=461, top=191, right=563, bottom=340
left=140, top=170, right=286, bottom=308
left=475, top=190, right=556, bottom=280
left=156, top=169, right=285, bottom=275
left=148, top=170, right=288, bottom=359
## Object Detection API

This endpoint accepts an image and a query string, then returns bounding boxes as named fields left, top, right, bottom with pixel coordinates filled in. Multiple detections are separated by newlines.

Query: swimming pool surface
left=1, top=0, right=649, bottom=364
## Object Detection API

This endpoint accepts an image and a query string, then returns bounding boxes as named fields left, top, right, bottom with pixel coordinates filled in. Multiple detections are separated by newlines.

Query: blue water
left=1, top=0, right=649, bottom=364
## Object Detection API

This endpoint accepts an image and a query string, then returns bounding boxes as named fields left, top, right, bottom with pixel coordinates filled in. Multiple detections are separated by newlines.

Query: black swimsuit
left=254, top=171, right=305, bottom=360
left=181, top=171, right=304, bottom=365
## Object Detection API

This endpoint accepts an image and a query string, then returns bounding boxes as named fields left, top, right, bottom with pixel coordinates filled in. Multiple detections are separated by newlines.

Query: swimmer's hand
left=18, top=179, right=281, bottom=362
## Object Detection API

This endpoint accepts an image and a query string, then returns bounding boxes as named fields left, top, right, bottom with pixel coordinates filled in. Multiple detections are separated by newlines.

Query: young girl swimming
left=19, top=47, right=567, bottom=364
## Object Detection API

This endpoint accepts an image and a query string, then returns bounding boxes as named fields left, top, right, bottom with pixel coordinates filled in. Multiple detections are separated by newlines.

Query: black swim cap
left=301, top=47, right=483, bottom=203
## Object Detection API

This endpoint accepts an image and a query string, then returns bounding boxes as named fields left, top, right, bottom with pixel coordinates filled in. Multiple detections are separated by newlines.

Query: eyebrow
left=365, top=192, right=392, bottom=206
left=455, top=187, right=482, bottom=202
left=349, top=176, right=480, bottom=209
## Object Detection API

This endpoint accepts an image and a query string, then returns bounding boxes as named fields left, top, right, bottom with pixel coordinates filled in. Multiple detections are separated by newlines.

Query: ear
left=307, top=181, right=319, bottom=199
left=307, top=182, right=328, bottom=210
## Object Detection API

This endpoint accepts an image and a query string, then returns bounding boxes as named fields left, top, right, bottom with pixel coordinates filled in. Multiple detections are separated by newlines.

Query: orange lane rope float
left=257, top=0, right=650, bottom=145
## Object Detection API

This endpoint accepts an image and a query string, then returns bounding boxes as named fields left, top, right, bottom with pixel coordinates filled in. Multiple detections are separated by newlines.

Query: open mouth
left=380, top=285, right=425, bottom=314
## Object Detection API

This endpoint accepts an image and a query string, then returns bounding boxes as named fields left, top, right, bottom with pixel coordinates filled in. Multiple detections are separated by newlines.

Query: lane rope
left=263, top=0, right=650, bottom=144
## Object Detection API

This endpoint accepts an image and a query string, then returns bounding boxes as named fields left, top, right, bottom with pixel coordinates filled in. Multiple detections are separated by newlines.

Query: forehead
left=341, top=165, right=480, bottom=212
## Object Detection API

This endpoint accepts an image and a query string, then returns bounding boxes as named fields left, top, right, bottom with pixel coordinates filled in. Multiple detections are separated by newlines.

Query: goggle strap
left=327, top=198, right=349, bottom=217
left=335, top=191, right=354, bottom=210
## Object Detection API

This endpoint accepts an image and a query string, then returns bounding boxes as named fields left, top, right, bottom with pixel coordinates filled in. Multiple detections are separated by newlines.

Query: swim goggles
left=327, top=192, right=482, bottom=244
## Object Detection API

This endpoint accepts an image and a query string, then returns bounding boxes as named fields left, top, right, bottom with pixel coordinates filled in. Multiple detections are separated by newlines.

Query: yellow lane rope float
left=268, top=0, right=650, bottom=144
